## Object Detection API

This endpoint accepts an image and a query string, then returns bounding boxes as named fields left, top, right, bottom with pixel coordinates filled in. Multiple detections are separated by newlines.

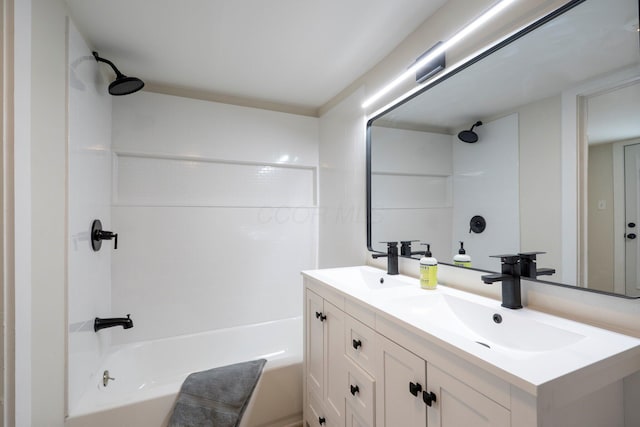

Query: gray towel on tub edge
left=168, top=358, right=267, bottom=427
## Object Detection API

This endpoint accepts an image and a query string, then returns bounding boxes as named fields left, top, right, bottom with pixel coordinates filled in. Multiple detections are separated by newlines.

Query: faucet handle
left=518, top=251, right=546, bottom=260
left=400, top=240, right=419, bottom=256
left=489, top=254, right=520, bottom=264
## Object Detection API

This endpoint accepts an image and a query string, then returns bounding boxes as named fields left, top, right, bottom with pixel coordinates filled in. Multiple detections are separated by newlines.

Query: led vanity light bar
left=361, top=0, right=517, bottom=109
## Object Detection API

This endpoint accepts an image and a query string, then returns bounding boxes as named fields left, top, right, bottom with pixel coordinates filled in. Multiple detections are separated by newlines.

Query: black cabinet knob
left=409, top=381, right=422, bottom=396
left=628, top=233, right=637, bottom=240
left=352, top=339, right=362, bottom=350
left=315, top=311, right=327, bottom=322
left=423, top=391, right=437, bottom=406
left=350, top=384, right=360, bottom=396
left=318, top=416, right=326, bottom=425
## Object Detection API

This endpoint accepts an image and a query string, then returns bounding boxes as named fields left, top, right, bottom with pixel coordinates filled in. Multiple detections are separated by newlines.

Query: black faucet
left=400, top=240, right=426, bottom=257
left=481, top=255, right=522, bottom=309
left=518, top=252, right=556, bottom=279
left=94, top=314, right=134, bottom=332
left=372, top=241, right=399, bottom=275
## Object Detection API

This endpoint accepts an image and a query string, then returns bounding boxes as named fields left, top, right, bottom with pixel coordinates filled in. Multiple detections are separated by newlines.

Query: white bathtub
left=66, top=317, right=303, bottom=427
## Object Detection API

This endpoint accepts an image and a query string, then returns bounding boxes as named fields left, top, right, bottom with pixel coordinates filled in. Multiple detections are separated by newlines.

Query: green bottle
left=453, top=241, right=472, bottom=268
left=419, top=244, right=438, bottom=290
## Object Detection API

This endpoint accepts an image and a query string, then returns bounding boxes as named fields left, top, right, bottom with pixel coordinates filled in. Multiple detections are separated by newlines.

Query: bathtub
left=66, top=316, right=303, bottom=427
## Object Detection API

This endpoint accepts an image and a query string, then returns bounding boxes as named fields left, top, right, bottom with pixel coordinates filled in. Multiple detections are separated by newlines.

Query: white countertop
left=302, top=265, right=640, bottom=395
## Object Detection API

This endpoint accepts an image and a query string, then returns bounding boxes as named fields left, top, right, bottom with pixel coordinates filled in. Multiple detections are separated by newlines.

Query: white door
left=307, top=290, right=325, bottom=397
left=376, top=335, right=426, bottom=427
left=624, top=143, right=640, bottom=296
left=427, top=364, right=510, bottom=427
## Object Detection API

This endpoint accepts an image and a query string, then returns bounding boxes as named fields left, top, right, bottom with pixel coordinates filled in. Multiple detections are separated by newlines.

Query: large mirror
left=367, top=0, right=640, bottom=297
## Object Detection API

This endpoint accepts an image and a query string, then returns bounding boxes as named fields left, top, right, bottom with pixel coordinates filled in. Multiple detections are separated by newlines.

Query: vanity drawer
left=345, top=314, right=376, bottom=376
left=346, top=404, right=369, bottom=427
left=345, top=357, right=375, bottom=426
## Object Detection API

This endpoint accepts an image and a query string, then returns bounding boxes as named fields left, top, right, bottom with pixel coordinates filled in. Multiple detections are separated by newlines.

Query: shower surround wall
left=110, top=92, right=319, bottom=345
left=67, top=21, right=113, bottom=413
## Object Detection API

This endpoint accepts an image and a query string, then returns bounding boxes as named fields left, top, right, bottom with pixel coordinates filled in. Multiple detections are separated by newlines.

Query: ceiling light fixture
left=361, top=0, right=517, bottom=109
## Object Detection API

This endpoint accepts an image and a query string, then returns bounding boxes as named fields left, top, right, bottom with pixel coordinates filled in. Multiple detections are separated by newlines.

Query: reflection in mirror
left=367, top=0, right=640, bottom=297
left=586, top=80, right=640, bottom=296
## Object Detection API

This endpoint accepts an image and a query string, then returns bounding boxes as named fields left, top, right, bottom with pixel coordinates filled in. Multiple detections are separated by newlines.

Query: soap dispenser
left=419, top=244, right=438, bottom=290
left=453, top=241, right=471, bottom=268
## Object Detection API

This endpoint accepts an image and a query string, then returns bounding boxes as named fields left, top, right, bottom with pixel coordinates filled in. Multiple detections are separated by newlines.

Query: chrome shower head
left=93, top=51, right=144, bottom=96
left=458, top=121, right=483, bottom=143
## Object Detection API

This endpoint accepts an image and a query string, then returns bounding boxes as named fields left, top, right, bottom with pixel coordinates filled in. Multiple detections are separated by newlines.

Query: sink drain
left=476, top=341, right=491, bottom=349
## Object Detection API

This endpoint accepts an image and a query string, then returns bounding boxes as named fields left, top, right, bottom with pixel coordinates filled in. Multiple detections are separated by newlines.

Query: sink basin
left=380, top=293, right=585, bottom=353
left=311, top=266, right=413, bottom=292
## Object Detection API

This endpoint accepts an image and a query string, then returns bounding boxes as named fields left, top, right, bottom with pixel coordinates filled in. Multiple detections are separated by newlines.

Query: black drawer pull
left=352, top=339, right=362, bottom=349
left=350, top=384, right=360, bottom=395
left=315, top=311, right=326, bottom=321
left=409, top=381, right=422, bottom=396
left=423, top=390, right=437, bottom=406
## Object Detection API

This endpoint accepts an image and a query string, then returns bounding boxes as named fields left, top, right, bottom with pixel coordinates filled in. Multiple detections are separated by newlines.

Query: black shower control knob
left=91, top=219, right=118, bottom=251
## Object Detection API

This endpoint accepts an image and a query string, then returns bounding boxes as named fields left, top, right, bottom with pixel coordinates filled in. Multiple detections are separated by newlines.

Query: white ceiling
left=65, top=0, right=448, bottom=111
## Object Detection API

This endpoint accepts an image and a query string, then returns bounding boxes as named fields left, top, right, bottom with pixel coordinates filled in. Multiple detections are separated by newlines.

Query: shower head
left=457, top=121, right=483, bottom=143
left=92, top=51, right=144, bottom=96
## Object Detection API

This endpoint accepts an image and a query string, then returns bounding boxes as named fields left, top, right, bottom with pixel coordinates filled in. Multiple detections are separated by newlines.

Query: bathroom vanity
left=302, top=266, right=640, bottom=427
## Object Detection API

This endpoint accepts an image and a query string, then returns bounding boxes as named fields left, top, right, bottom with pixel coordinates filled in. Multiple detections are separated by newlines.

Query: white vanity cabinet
left=305, top=289, right=346, bottom=427
left=303, top=267, right=640, bottom=427
left=376, top=333, right=509, bottom=427
left=304, top=278, right=510, bottom=427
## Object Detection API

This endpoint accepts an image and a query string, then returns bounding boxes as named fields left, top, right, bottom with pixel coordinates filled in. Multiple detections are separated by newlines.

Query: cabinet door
left=324, top=300, right=346, bottom=423
left=427, top=363, right=510, bottom=427
left=376, top=335, right=426, bottom=427
left=307, top=290, right=325, bottom=398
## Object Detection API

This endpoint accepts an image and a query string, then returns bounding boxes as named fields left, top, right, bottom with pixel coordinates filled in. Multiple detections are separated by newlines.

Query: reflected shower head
left=93, top=51, right=144, bottom=96
left=458, top=121, right=483, bottom=143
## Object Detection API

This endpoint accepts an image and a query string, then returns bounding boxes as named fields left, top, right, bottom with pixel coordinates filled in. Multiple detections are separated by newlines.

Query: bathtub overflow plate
left=103, top=370, right=115, bottom=387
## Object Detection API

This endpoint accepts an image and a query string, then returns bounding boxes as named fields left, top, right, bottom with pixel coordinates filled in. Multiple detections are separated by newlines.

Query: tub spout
left=94, top=314, right=134, bottom=332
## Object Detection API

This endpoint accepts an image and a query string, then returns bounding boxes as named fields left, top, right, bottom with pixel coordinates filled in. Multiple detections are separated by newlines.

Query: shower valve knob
left=91, top=219, right=118, bottom=251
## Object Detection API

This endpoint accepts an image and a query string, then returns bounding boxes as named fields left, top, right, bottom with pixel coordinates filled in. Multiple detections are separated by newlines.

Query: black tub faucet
left=94, top=314, right=134, bottom=332
left=481, top=255, right=522, bottom=309
left=372, top=241, right=399, bottom=275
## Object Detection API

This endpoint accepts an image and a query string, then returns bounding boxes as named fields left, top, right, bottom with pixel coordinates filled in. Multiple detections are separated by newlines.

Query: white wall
left=66, top=21, right=113, bottom=413
left=452, top=114, right=519, bottom=271
left=317, top=89, right=368, bottom=268
left=110, top=92, right=318, bottom=344
left=30, top=0, right=68, bottom=424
